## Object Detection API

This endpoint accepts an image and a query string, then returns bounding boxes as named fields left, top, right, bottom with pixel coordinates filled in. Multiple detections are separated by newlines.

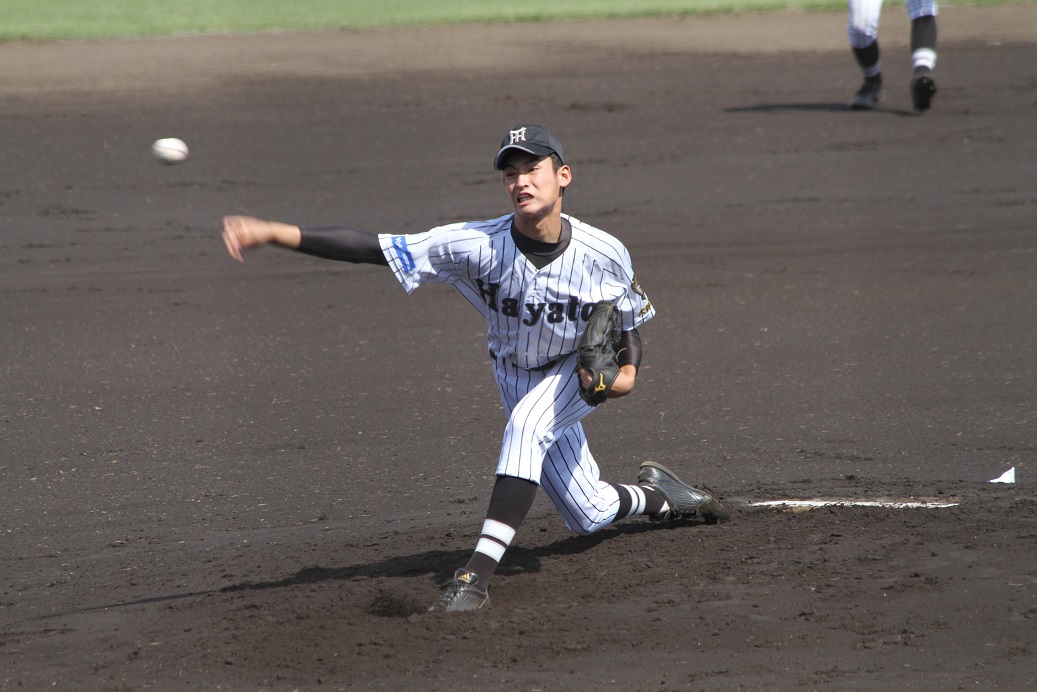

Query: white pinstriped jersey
left=378, top=213, right=654, bottom=370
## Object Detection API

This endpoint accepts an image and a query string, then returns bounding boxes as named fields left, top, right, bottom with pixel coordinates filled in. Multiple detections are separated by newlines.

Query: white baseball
left=151, top=138, right=189, bottom=165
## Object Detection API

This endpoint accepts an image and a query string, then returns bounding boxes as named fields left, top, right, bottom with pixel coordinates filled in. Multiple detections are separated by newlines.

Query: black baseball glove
left=577, top=301, right=623, bottom=406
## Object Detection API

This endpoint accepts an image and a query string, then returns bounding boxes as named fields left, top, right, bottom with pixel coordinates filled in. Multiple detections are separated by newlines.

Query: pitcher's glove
left=577, top=301, right=623, bottom=405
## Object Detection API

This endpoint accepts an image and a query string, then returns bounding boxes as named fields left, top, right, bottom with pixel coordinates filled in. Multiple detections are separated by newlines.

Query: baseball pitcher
left=221, top=124, right=730, bottom=612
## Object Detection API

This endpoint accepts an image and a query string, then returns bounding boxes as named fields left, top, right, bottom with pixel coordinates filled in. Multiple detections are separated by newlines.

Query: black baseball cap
left=493, top=124, right=565, bottom=170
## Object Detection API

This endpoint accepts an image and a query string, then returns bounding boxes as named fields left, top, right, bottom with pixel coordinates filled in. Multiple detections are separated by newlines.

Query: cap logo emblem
left=508, top=127, right=528, bottom=144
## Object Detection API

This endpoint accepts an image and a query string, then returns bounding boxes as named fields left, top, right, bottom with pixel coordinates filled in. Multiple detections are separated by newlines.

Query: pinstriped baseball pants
left=848, top=0, right=938, bottom=48
left=491, top=351, right=622, bottom=535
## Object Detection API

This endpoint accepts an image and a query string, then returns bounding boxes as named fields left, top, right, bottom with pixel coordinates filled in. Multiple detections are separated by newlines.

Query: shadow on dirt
left=39, top=518, right=715, bottom=620
left=724, top=102, right=917, bottom=116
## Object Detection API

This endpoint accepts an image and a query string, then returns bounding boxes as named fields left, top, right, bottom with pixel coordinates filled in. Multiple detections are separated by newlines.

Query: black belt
left=490, top=350, right=566, bottom=372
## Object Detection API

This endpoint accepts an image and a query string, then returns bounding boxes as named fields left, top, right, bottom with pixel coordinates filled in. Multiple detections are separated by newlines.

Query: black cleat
left=849, top=80, right=885, bottom=110
left=911, top=69, right=937, bottom=111
left=638, top=461, right=731, bottom=524
left=428, top=569, right=490, bottom=612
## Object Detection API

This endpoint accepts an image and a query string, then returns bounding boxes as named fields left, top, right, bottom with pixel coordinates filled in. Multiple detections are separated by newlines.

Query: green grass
left=0, top=0, right=1025, bottom=43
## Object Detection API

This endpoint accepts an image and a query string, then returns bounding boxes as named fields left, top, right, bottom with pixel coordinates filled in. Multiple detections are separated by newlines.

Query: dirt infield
left=2, top=7, right=1036, bottom=690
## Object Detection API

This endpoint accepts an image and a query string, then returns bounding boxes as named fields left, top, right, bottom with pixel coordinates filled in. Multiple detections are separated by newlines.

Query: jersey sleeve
left=378, top=217, right=507, bottom=294
left=614, top=245, right=655, bottom=331
left=377, top=226, right=462, bottom=294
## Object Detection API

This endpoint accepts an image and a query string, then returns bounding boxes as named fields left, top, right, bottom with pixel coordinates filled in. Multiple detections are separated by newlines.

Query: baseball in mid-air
left=151, top=137, right=189, bottom=165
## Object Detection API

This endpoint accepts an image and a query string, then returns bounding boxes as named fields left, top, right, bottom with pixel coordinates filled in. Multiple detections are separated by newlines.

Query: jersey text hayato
left=475, top=281, right=600, bottom=326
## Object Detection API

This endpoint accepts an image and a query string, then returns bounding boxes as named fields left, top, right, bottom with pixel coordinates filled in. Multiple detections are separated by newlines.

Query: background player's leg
left=852, top=41, right=881, bottom=81
left=908, top=4, right=938, bottom=110
left=847, top=0, right=884, bottom=109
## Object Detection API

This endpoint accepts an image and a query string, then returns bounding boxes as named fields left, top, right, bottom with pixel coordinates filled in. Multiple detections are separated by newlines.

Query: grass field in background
left=0, top=0, right=1022, bottom=43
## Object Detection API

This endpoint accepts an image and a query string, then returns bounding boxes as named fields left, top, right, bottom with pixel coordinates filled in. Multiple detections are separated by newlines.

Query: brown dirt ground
left=2, top=7, right=1036, bottom=691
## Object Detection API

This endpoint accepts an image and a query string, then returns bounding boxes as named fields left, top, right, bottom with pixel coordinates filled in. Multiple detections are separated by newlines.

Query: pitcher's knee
left=563, top=511, right=613, bottom=536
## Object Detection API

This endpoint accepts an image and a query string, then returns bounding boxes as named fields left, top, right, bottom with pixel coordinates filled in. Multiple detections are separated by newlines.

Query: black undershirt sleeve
left=618, top=328, right=642, bottom=369
left=296, top=226, right=388, bottom=265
